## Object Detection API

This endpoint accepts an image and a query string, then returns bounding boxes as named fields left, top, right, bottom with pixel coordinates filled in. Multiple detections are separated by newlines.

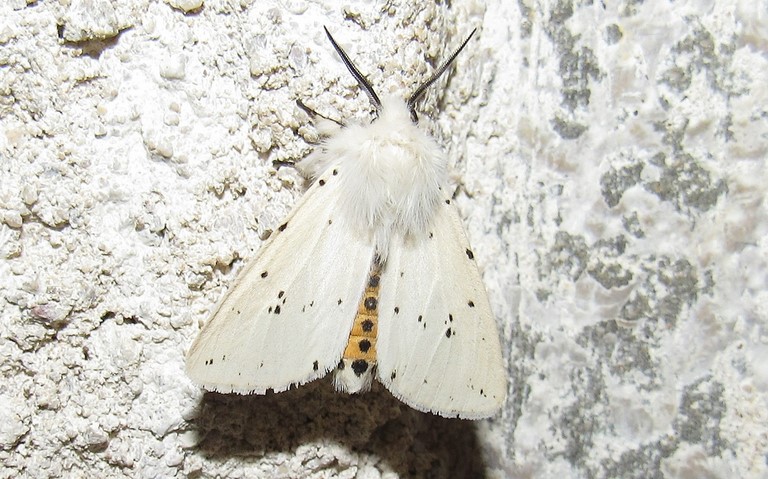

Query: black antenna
left=406, top=29, right=477, bottom=122
left=324, top=27, right=382, bottom=112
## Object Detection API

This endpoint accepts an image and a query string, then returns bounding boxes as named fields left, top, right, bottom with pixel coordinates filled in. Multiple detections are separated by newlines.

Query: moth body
left=186, top=28, right=508, bottom=419
left=333, top=262, right=382, bottom=393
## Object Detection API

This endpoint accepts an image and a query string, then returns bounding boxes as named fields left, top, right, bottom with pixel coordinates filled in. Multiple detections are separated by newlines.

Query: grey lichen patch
left=600, top=160, right=644, bottom=208
left=622, top=212, right=645, bottom=239
left=549, top=0, right=574, bottom=25
left=541, top=0, right=603, bottom=121
left=717, top=113, right=735, bottom=142
left=618, top=290, right=651, bottom=324
left=618, top=257, right=699, bottom=328
left=662, top=26, right=744, bottom=95
left=577, top=320, right=657, bottom=387
left=620, top=0, right=646, bottom=16
left=564, top=378, right=730, bottom=479
left=517, top=0, right=534, bottom=38
left=604, top=24, right=623, bottom=45
left=700, top=269, right=716, bottom=296
left=505, top=323, right=541, bottom=438
left=560, top=47, right=600, bottom=111
left=547, top=231, right=589, bottom=281
left=589, top=261, right=634, bottom=289
left=544, top=232, right=633, bottom=290
left=535, top=289, right=552, bottom=305
left=645, top=152, right=727, bottom=213
left=552, top=39, right=601, bottom=112
left=599, top=437, right=678, bottom=479
left=660, top=65, right=693, bottom=93
left=674, top=377, right=727, bottom=455
left=551, top=367, right=608, bottom=468
left=587, top=236, right=633, bottom=289
left=495, top=210, right=519, bottom=237
left=593, top=236, right=627, bottom=259
left=552, top=117, right=587, bottom=140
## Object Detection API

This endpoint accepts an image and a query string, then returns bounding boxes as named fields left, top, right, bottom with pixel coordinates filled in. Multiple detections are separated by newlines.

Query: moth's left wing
left=376, top=199, right=507, bottom=419
left=186, top=165, right=375, bottom=394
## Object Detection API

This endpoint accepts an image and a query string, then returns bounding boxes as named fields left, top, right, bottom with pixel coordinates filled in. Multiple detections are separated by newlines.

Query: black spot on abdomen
left=351, top=359, right=369, bottom=376
left=364, top=297, right=377, bottom=311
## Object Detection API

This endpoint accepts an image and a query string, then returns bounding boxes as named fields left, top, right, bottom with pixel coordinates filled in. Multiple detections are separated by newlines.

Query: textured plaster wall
left=1, top=0, right=766, bottom=478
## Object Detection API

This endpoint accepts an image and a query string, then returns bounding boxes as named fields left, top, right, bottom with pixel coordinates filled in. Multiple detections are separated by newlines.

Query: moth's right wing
left=186, top=166, right=375, bottom=394
left=376, top=198, right=507, bottom=419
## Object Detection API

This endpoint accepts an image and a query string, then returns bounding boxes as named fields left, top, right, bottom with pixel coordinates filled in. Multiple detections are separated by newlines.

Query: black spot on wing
left=204, top=358, right=213, bottom=366
left=445, top=328, right=452, bottom=338
left=261, top=271, right=268, bottom=278
left=302, top=299, right=316, bottom=313
left=468, top=300, right=475, bottom=308
left=313, top=360, right=319, bottom=371
left=445, top=199, right=451, bottom=205
left=332, top=169, right=338, bottom=175
left=394, top=306, right=399, bottom=314
left=465, top=249, right=474, bottom=260
left=337, top=298, right=343, bottom=305
left=417, top=315, right=422, bottom=322
left=319, top=179, right=326, bottom=186
left=390, top=370, right=397, bottom=380
left=278, top=223, right=287, bottom=232
left=278, top=291, right=284, bottom=298
left=449, top=314, right=454, bottom=322
left=274, top=305, right=281, bottom=315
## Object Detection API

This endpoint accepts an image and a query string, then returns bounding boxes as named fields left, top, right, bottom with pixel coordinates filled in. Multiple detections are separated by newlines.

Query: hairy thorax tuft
left=301, top=96, right=447, bottom=255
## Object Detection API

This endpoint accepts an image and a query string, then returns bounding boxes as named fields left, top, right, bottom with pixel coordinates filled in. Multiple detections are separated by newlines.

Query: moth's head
left=323, top=27, right=476, bottom=124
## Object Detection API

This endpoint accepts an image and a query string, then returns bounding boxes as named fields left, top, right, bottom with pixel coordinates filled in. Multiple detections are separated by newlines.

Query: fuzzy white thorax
left=298, top=95, right=447, bottom=258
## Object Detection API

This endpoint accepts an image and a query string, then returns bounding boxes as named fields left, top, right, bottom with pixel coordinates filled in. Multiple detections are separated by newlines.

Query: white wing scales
left=376, top=198, right=507, bottom=419
left=186, top=166, right=376, bottom=394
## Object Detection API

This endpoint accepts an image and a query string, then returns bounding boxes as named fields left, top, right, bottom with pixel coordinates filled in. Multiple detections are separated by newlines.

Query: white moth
left=186, top=28, right=507, bottom=419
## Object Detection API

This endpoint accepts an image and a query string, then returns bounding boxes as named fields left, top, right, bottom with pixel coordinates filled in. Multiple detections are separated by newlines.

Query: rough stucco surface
left=1, top=0, right=766, bottom=477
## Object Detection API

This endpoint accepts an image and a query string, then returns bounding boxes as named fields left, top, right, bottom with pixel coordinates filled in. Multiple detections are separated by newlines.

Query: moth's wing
left=186, top=167, right=375, bottom=394
left=376, top=199, right=507, bottom=419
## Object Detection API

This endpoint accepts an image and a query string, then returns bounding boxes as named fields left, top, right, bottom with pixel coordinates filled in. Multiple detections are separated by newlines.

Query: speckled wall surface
left=1, top=0, right=766, bottom=478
